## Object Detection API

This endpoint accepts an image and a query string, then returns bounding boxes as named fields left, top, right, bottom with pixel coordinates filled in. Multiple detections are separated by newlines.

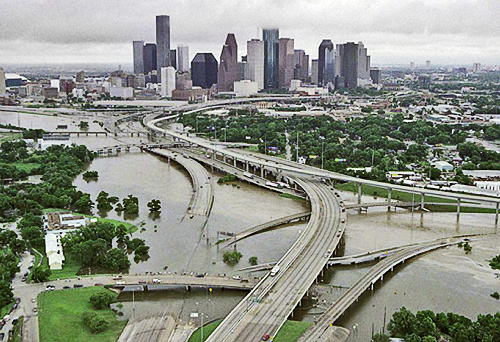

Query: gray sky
left=1, top=0, right=499, bottom=66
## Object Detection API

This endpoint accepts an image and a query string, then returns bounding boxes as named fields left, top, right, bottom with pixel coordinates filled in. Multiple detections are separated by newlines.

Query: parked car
left=14, top=298, right=20, bottom=304
left=63, top=286, right=71, bottom=290
left=11, top=318, right=18, bottom=325
left=195, top=274, right=205, bottom=278
left=45, top=285, right=55, bottom=291
left=0, top=332, right=4, bottom=340
left=262, top=334, right=270, bottom=341
left=73, top=284, right=83, bottom=288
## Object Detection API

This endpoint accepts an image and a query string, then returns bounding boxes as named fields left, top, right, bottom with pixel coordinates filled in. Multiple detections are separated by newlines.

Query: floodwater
left=4, top=111, right=500, bottom=337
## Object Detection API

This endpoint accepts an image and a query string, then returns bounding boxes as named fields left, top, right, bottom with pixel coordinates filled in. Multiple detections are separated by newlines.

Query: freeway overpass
left=296, top=236, right=469, bottom=342
left=146, top=115, right=500, bottom=213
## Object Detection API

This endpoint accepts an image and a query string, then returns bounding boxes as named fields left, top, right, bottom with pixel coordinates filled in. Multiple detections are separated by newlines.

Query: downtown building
left=278, top=38, right=294, bottom=88
left=247, top=39, right=264, bottom=90
left=177, top=45, right=190, bottom=72
left=293, top=50, right=309, bottom=82
left=263, top=28, right=279, bottom=89
left=318, top=39, right=335, bottom=86
left=336, top=42, right=371, bottom=89
left=191, top=53, right=218, bottom=89
left=156, top=15, right=171, bottom=74
left=218, top=34, right=239, bottom=92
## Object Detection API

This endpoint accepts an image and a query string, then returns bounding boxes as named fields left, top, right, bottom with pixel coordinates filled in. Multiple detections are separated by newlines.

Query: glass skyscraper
left=263, top=28, right=279, bottom=89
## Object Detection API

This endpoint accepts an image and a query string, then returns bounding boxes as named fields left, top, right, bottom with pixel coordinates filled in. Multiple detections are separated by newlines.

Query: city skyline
left=0, top=0, right=499, bottom=66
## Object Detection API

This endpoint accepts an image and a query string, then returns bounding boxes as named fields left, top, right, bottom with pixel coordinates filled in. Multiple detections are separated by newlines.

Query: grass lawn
left=47, top=257, right=83, bottom=281
left=0, top=132, right=22, bottom=142
left=42, top=208, right=138, bottom=233
left=10, top=162, right=41, bottom=173
left=27, top=249, right=44, bottom=283
left=188, top=320, right=222, bottom=342
left=0, top=302, right=13, bottom=317
left=279, top=193, right=307, bottom=201
left=11, top=315, right=23, bottom=342
left=38, top=287, right=126, bottom=342
left=187, top=319, right=312, bottom=342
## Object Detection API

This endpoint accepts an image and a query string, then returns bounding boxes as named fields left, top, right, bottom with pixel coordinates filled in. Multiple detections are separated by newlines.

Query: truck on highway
left=265, top=181, right=282, bottom=189
left=243, top=171, right=254, bottom=179
left=270, top=265, right=280, bottom=277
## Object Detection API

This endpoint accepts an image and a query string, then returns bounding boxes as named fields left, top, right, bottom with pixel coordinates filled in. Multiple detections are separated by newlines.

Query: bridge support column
left=260, top=167, right=264, bottom=178
left=387, top=188, right=392, bottom=211
left=420, top=194, right=425, bottom=210
left=357, top=183, right=362, bottom=204
left=233, top=158, right=237, bottom=167
left=246, top=162, right=249, bottom=172
left=496, top=203, right=499, bottom=224
left=457, top=198, right=461, bottom=220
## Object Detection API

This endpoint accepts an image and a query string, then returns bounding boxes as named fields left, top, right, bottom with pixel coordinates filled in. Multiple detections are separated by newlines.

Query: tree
left=89, top=291, right=115, bottom=310
left=0, top=281, right=13, bottom=308
left=223, top=251, right=243, bottom=266
left=372, top=333, right=390, bottom=342
left=96, top=191, right=113, bottom=212
left=78, top=121, right=89, bottom=130
left=147, top=199, right=161, bottom=213
left=82, top=311, right=109, bottom=334
left=31, top=267, right=51, bottom=283
left=105, top=248, right=130, bottom=271
left=248, top=256, right=258, bottom=266
left=73, top=194, right=94, bottom=214
left=388, top=307, right=418, bottom=337
left=82, top=171, right=99, bottom=180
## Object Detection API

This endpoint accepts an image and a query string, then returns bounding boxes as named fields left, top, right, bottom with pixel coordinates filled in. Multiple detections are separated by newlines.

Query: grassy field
left=11, top=315, right=24, bottom=342
left=0, top=302, right=13, bottom=317
left=27, top=249, right=43, bottom=283
left=279, top=193, right=307, bottom=201
left=10, top=162, right=41, bottom=173
left=187, top=319, right=312, bottom=342
left=0, top=132, right=22, bottom=142
left=46, top=257, right=83, bottom=281
left=38, top=287, right=126, bottom=342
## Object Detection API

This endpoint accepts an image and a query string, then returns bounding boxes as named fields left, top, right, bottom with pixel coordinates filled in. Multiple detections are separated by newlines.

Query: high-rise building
left=76, top=70, right=85, bottom=83
left=410, top=61, right=415, bottom=70
left=426, top=60, right=431, bottom=69
left=294, top=50, right=309, bottom=82
left=191, top=53, right=218, bottom=89
left=318, top=40, right=334, bottom=86
left=59, top=77, right=76, bottom=94
left=311, top=59, right=319, bottom=85
left=247, top=39, right=264, bottom=90
left=263, top=29, right=279, bottom=89
left=170, top=49, right=177, bottom=69
left=160, top=66, right=176, bottom=97
left=218, top=33, right=239, bottom=92
left=278, top=38, right=294, bottom=88
left=370, top=68, right=382, bottom=84
left=341, top=42, right=359, bottom=89
left=143, top=43, right=157, bottom=75
left=357, top=42, right=370, bottom=80
left=177, top=45, right=190, bottom=72
left=238, top=61, right=249, bottom=81
left=472, top=63, right=482, bottom=73
left=156, top=15, right=171, bottom=72
left=133, top=41, right=145, bottom=74
left=0, top=68, right=6, bottom=95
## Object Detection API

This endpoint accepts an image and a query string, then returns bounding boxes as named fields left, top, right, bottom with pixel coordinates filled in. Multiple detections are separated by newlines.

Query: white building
left=37, top=136, right=72, bottom=150
left=58, top=213, right=87, bottom=228
left=110, top=86, right=134, bottom=99
left=160, top=67, right=176, bottom=98
left=0, top=68, right=5, bottom=95
left=45, top=233, right=65, bottom=270
left=247, top=39, right=264, bottom=90
left=233, top=80, right=258, bottom=97
left=177, top=45, right=190, bottom=72
left=434, top=161, right=454, bottom=172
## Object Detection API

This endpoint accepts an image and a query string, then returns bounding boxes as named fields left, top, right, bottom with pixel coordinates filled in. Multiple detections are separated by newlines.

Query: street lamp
left=320, top=136, right=325, bottom=169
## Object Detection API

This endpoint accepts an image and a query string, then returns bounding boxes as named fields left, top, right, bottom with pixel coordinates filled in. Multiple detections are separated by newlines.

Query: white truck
left=270, top=265, right=280, bottom=277
left=243, top=171, right=254, bottom=179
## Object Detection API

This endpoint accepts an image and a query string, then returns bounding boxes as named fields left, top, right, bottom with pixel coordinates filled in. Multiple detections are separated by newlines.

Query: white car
left=232, top=275, right=242, bottom=280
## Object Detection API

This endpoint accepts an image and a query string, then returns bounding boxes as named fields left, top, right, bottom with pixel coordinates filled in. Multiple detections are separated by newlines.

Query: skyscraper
left=143, top=43, right=157, bottom=75
left=170, top=49, right=177, bottom=69
left=218, top=33, right=239, bottom=92
left=191, top=53, right=218, bottom=89
left=263, top=29, right=279, bottom=89
left=177, top=45, right=190, bottom=72
left=247, top=39, right=264, bottom=90
left=426, top=60, right=431, bottom=69
left=311, top=59, right=319, bottom=85
left=160, top=66, right=176, bottom=97
left=294, top=50, right=309, bottom=82
left=278, top=38, right=294, bottom=88
left=357, top=42, right=370, bottom=80
left=0, top=68, right=6, bottom=95
left=318, top=40, right=334, bottom=86
left=133, top=40, right=145, bottom=74
left=341, top=42, right=359, bottom=89
left=156, top=15, right=171, bottom=72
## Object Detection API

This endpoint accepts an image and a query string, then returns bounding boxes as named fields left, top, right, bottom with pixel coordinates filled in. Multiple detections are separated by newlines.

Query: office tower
left=278, top=38, right=294, bottom=88
left=472, top=63, right=481, bottom=72
left=410, top=61, right=415, bottom=70
left=263, top=29, right=279, bottom=89
left=238, top=61, right=249, bottom=81
left=0, top=68, right=5, bottom=95
left=341, top=42, right=359, bottom=89
left=160, top=66, right=176, bottom=97
left=143, top=43, right=157, bottom=75
left=426, top=60, right=431, bottom=69
left=177, top=45, right=190, bottom=72
left=133, top=41, right=145, bottom=74
left=59, top=77, right=75, bottom=94
left=335, top=44, right=343, bottom=79
left=218, top=33, right=239, bottom=92
left=370, top=68, right=382, bottom=84
left=170, top=49, right=177, bottom=69
left=156, top=15, right=171, bottom=72
left=294, top=50, right=309, bottom=82
left=247, top=39, right=264, bottom=90
left=176, top=71, right=193, bottom=90
left=357, top=42, right=370, bottom=80
left=318, top=40, right=334, bottom=86
left=191, top=53, right=218, bottom=89
left=76, top=70, right=85, bottom=83
left=311, top=59, right=319, bottom=85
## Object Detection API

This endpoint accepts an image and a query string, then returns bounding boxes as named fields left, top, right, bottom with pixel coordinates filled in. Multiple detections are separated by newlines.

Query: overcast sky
left=1, top=0, right=499, bottom=67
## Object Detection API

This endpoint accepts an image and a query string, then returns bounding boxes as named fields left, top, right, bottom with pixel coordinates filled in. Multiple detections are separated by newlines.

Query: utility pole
left=264, top=137, right=267, bottom=155
left=296, top=131, right=299, bottom=162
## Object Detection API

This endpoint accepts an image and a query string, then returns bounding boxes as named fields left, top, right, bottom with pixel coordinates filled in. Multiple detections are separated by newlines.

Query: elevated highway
left=217, top=211, right=311, bottom=249
left=206, top=179, right=345, bottom=342
left=297, top=236, right=468, bottom=342
left=147, top=148, right=214, bottom=217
